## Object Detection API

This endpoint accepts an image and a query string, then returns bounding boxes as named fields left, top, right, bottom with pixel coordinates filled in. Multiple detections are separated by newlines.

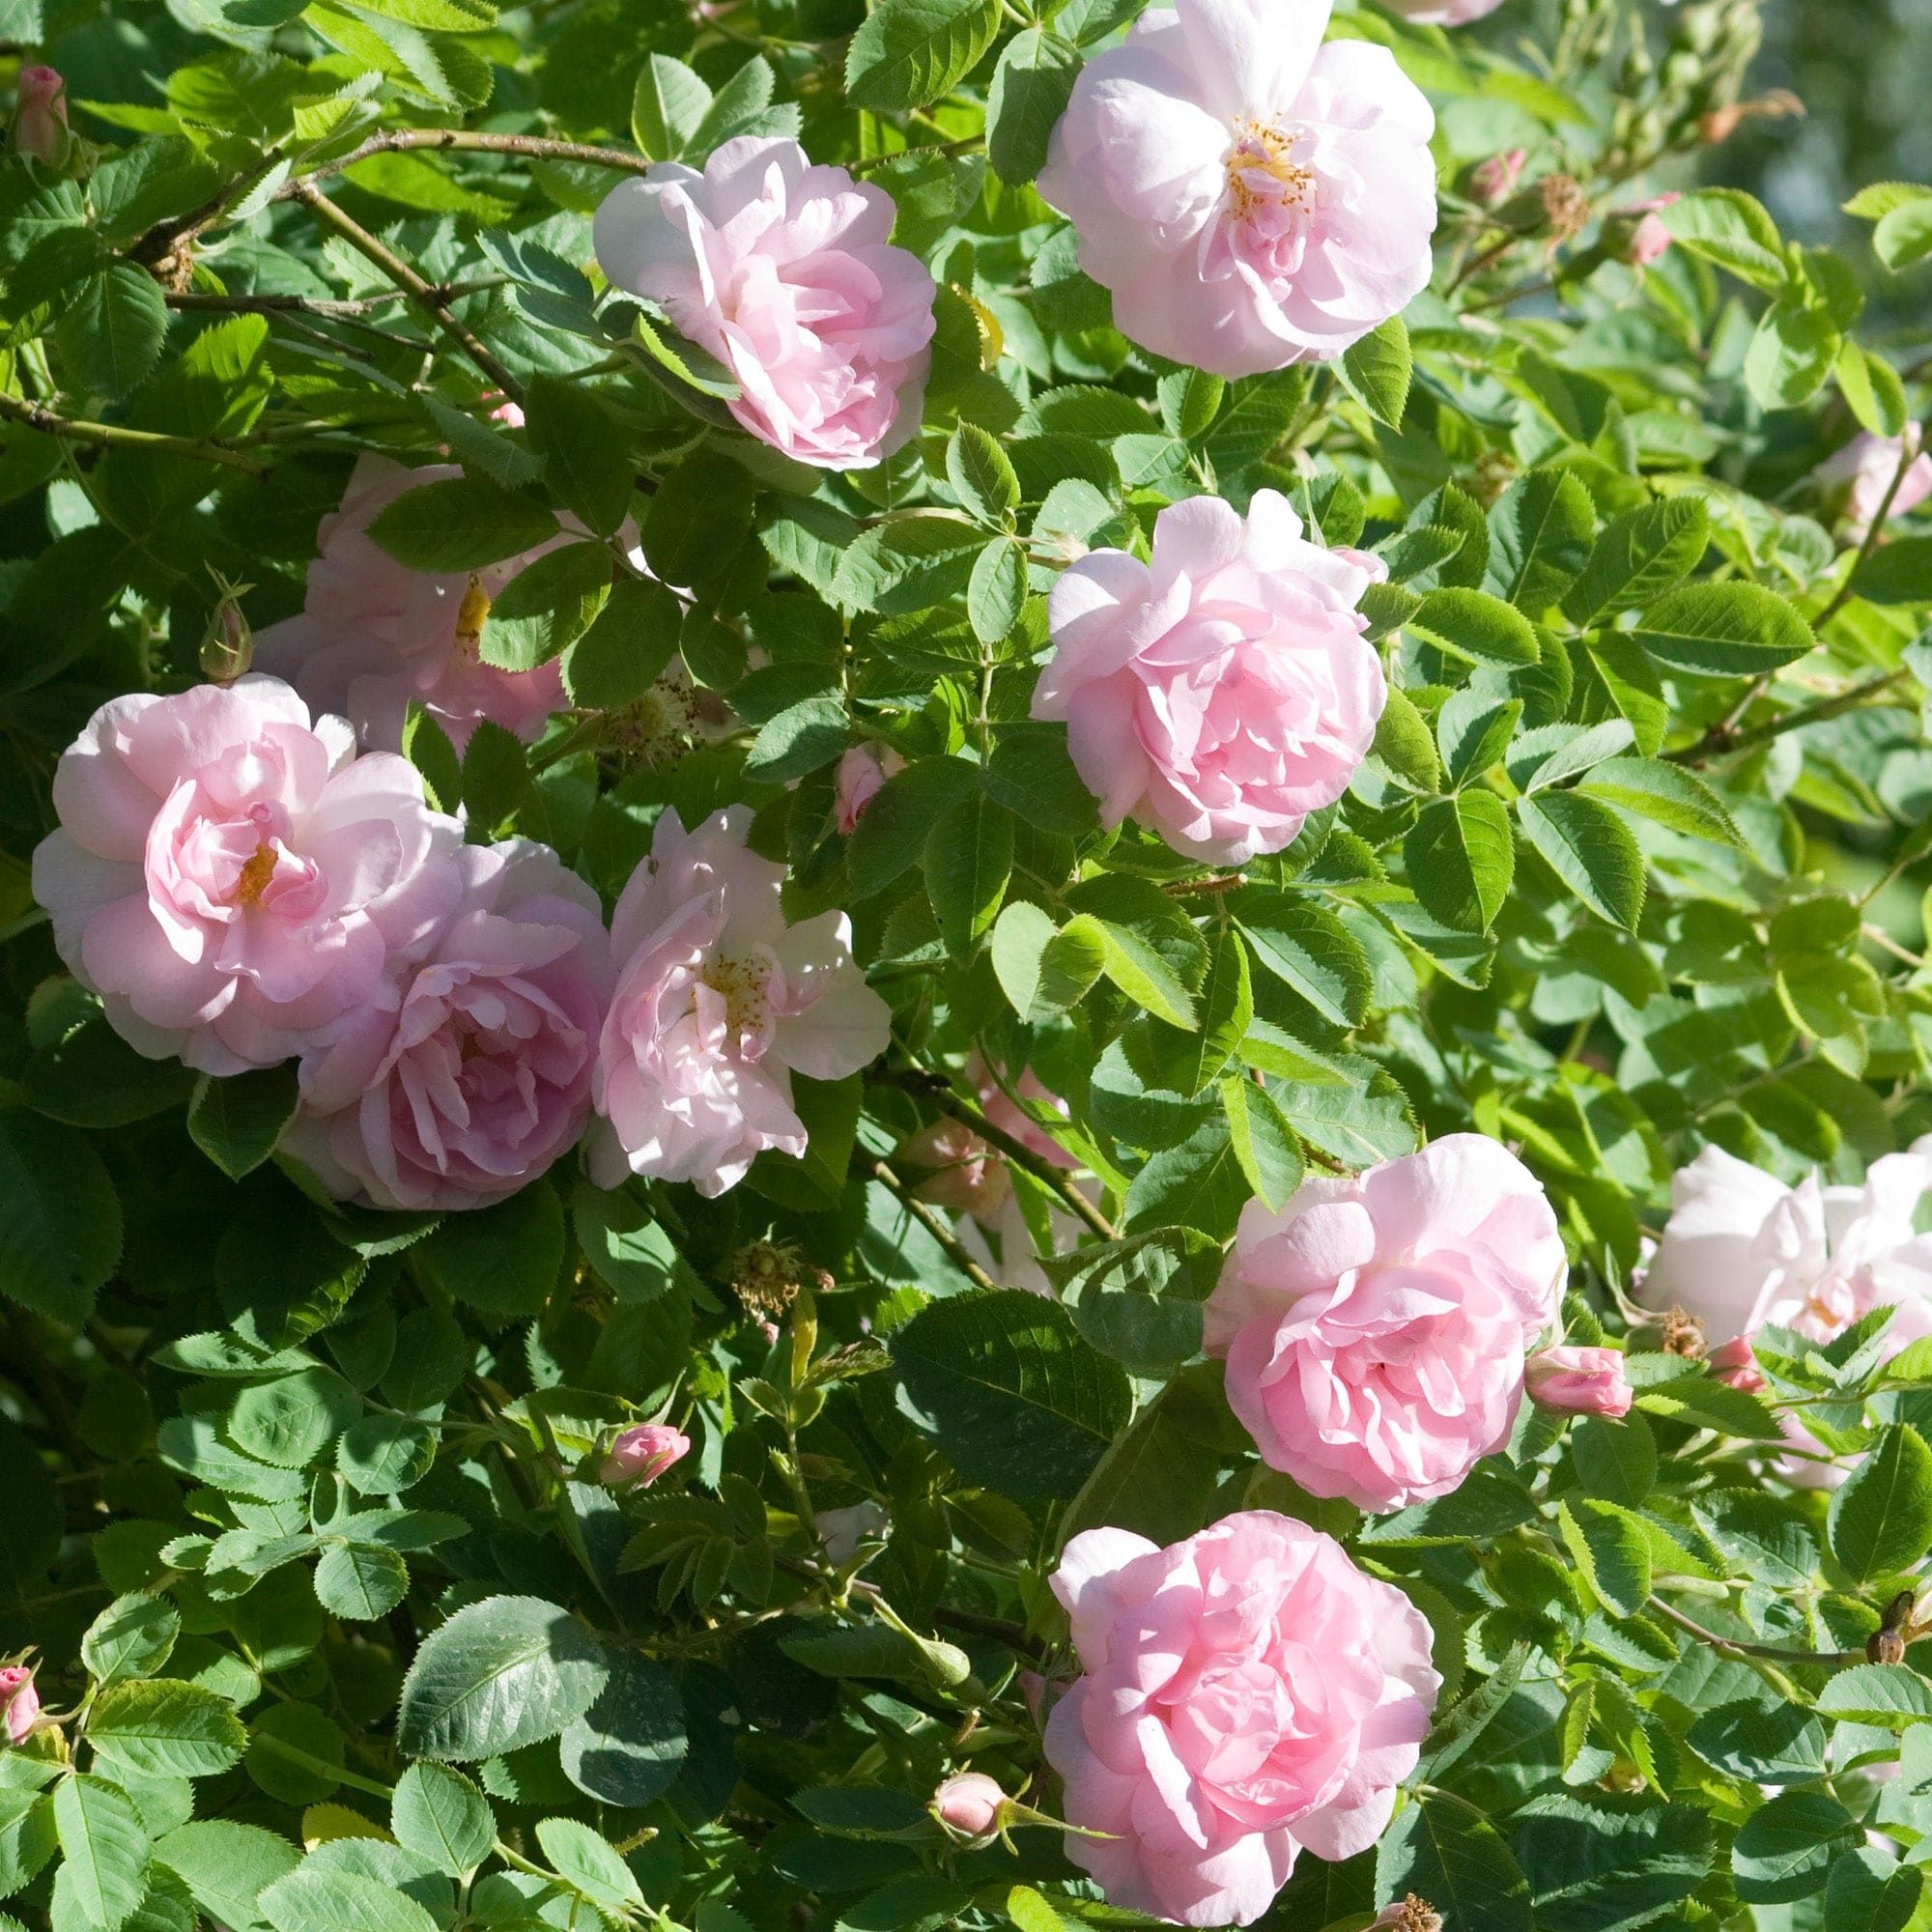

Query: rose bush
left=9, top=0, right=1932, bottom=1929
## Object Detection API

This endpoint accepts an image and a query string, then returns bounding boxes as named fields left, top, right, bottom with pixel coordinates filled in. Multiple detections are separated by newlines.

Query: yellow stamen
left=1226, top=120, right=1316, bottom=220
left=455, top=576, right=492, bottom=657
left=700, top=955, right=770, bottom=1034
left=232, top=844, right=277, bottom=906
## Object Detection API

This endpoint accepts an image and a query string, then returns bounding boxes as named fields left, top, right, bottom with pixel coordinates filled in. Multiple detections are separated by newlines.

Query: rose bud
left=10, top=68, right=70, bottom=168
left=1708, top=1334, right=1767, bottom=1395
left=601, top=1423, right=690, bottom=1489
left=199, top=580, right=254, bottom=685
left=1470, top=148, right=1526, bottom=207
left=0, top=1665, right=41, bottom=1747
left=1625, top=213, right=1673, bottom=268
left=932, top=1771, right=1007, bottom=1841
left=834, top=743, right=905, bottom=838
left=1525, top=1346, right=1634, bottom=1420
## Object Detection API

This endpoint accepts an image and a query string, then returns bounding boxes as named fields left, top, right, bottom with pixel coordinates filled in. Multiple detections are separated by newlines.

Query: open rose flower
left=594, top=137, right=937, bottom=469
left=283, top=838, right=611, bottom=1211
left=1037, top=0, right=1436, bottom=376
left=32, top=677, right=462, bottom=1076
left=590, top=806, right=892, bottom=1196
left=1204, top=1135, right=1566, bottom=1511
left=1045, top=1513, right=1439, bottom=1926
left=254, top=455, right=620, bottom=754
left=1032, top=491, right=1385, bottom=865
left=1812, top=429, right=1932, bottom=542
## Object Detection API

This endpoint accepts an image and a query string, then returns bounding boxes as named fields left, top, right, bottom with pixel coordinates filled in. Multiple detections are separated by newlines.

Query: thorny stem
left=1814, top=438, right=1920, bottom=630
left=1650, top=1597, right=1860, bottom=1669
left=0, top=387, right=267, bottom=475
left=1667, top=668, right=1911, bottom=768
left=861, top=1155, right=1003, bottom=1293
left=164, top=280, right=503, bottom=320
left=287, top=180, right=524, bottom=403
left=284, top=127, right=657, bottom=195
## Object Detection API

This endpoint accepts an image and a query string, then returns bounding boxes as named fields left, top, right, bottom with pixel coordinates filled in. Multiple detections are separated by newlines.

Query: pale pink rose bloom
left=1525, top=1346, right=1634, bottom=1419
left=601, top=1422, right=691, bottom=1487
left=1626, top=213, right=1673, bottom=267
left=1036, top=0, right=1436, bottom=377
left=1813, top=429, right=1932, bottom=540
left=1204, top=1135, right=1565, bottom=1512
left=932, top=1772, right=1006, bottom=1838
left=1033, top=491, right=1385, bottom=866
left=32, top=677, right=462, bottom=1076
left=589, top=806, right=892, bottom=1196
left=594, top=137, right=937, bottom=470
left=0, top=1667, right=39, bottom=1746
left=1381, top=0, right=1503, bottom=21
left=1471, top=148, right=1526, bottom=206
left=815, top=1500, right=888, bottom=1564
left=1709, top=1334, right=1767, bottom=1394
left=488, top=397, right=526, bottom=429
left=1045, top=1513, right=1439, bottom=1926
left=253, top=455, right=605, bottom=754
left=282, top=838, right=612, bottom=1212
left=11, top=67, right=68, bottom=165
left=834, top=744, right=905, bottom=836
left=1638, top=1142, right=1932, bottom=1488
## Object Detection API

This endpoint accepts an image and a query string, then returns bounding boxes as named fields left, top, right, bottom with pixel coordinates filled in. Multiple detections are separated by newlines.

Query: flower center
left=231, top=843, right=279, bottom=906
left=700, top=953, right=771, bottom=1035
left=1225, top=120, right=1317, bottom=222
left=455, top=576, right=491, bottom=659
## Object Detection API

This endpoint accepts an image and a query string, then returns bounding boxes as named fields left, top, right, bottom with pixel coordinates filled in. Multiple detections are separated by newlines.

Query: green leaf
left=313, top=1542, right=409, bottom=1620
left=1630, top=582, right=1815, bottom=678
left=1376, top=1788, right=1532, bottom=1932
left=260, top=1864, right=441, bottom=1932
left=1557, top=1497, right=1652, bottom=1618
left=1067, top=912, right=1197, bottom=1029
left=1578, top=756, right=1742, bottom=846
left=1829, top=1424, right=1932, bottom=1584
left=1406, top=586, right=1540, bottom=667
left=967, top=538, right=1030, bottom=644
left=925, top=792, right=1013, bottom=953
left=1690, top=1490, right=1817, bottom=1586
left=946, top=423, right=1019, bottom=526
left=526, top=376, right=635, bottom=537
left=562, top=576, right=685, bottom=711
left=153, top=1821, right=298, bottom=1932
left=844, top=0, right=1002, bottom=109
left=391, top=1764, right=495, bottom=1879
left=745, top=690, right=849, bottom=783
left=1851, top=535, right=1932, bottom=605
left=480, top=542, right=611, bottom=671
left=1745, top=298, right=1841, bottom=410
left=1827, top=1846, right=1923, bottom=1932
left=401, top=704, right=462, bottom=815
left=186, top=1066, right=300, bottom=1180
left=985, top=29, right=1079, bottom=185
left=1404, top=792, right=1515, bottom=934
left=414, top=1181, right=563, bottom=1318
left=82, top=1595, right=181, bottom=1690
left=1837, top=340, right=1911, bottom=439
left=1687, top=1699, right=1828, bottom=1782
left=366, top=478, right=559, bottom=572
left=1233, top=890, right=1372, bottom=1027
left=1561, top=498, right=1709, bottom=628
left=53, top=1775, right=152, bottom=1932
left=1733, top=1790, right=1856, bottom=1904
left=57, top=264, right=170, bottom=400
left=536, top=1818, right=642, bottom=1914
left=892, top=1288, right=1134, bottom=1502
left=1876, top=199, right=1932, bottom=271
left=631, top=54, right=711, bottom=158
left=557, top=1650, right=687, bottom=1808
left=1371, top=684, right=1440, bottom=791
left=1490, top=467, right=1596, bottom=615
left=396, top=1594, right=610, bottom=1761
left=1815, top=1664, right=1932, bottom=1728
left=1337, top=314, right=1412, bottom=428
left=984, top=724, right=1097, bottom=834
left=0, top=1109, right=123, bottom=1328
left=1218, top=1075, right=1304, bottom=1211
left=846, top=755, right=980, bottom=894
left=989, top=898, right=1057, bottom=1018
left=1519, top=790, right=1646, bottom=929
left=1661, top=186, right=1789, bottom=290
left=1149, top=925, right=1251, bottom=1094
left=228, top=1367, right=356, bottom=1468
left=89, top=1680, right=246, bottom=1780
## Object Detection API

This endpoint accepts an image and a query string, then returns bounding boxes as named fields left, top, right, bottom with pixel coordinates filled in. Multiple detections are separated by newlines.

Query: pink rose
left=283, top=838, right=612, bottom=1212
left=1032, top=492, right=1386, bottom=866
left=1044, top=1513, right=1439, bottom=1926
left=32, top=677, right=462, bottom=1077
left=1036, top=0, right=1436, bottom=377
left=0, top=1666, right=38, bottom=1746
left=1813, top=429, right=1932, bottom=541
left=1625, top=212, right=1673, bottom=267
left=488, top=396, right=526, bottom=429
left=1709, top=1334, right=1767, bottom=1395
left=253, top=455, right=601, bottom=754
left=601, top=1422, right=691, bottom=1487
left=932, top=1772, right=1006, bottom=1838
left=1471, top=149, right=1526, bottom=206
left=589, top=807, right=892, bottom=1197
left=1204, top=1135, right=1566, bottom=1512
left=594, top=138, right=937, bottom=470
left=1381, top=0, right=1503, bottom=21
left=10, top=67, right=69, bottom=166
left=1524, top=1346, right=1634, bottom=1419
left=834, top=744, right=905, bottom=836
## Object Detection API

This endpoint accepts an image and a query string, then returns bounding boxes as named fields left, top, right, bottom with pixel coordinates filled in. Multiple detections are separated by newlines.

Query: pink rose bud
left=932, top=1771, right=1006, bottom=1839
left=0, top=1666, right=40, bottom=1747
left=1471, top=148, right=1526, bottom=207
left=1525, top=1346, right=1634, bottom=1419
left=834, top=744, right=905, bottom=837
left=1625, top=213, right=1673, bottom=268
left=11, top=67, right=70, bottom=167
left=1036, top=0, right=1436, bottom=377
left=1034, top=494, right=1387, bottom=866
left=199, top=582, right=254, bottom=685
left=1709, top=1334, right=1767, bottom=1395
left=488, top=396, right=526, bottom=429
left=601, top=1423, right=691, bottom=1488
